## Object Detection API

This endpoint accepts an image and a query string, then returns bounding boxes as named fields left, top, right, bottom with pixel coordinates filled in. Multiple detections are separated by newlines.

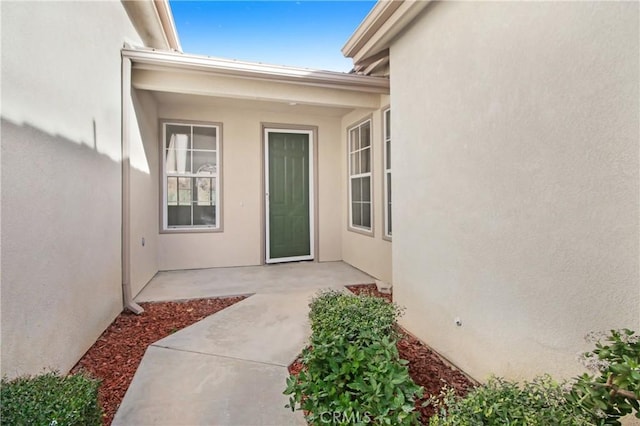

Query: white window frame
left=383, top=108, right=392, bottom=239
left=160, top=120, right=222, bottom=233
left=348, top=118, right=373, bottom=234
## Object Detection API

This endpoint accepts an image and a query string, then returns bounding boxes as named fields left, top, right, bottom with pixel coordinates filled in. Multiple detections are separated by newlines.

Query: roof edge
left=123, top=47, right=390, bottom=93
left=342, top=0, right=431, bottom=72
left=342, top=1, right=402, bottom=59
left=122, top=0, right=181, bottom=51
left=153, top=0, right=181, bottom=52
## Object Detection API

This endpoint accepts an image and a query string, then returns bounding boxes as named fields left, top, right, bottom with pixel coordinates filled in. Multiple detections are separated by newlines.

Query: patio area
left=135, top=260, right=375, bottom=302
left=113, top=261, right=375, bottom=425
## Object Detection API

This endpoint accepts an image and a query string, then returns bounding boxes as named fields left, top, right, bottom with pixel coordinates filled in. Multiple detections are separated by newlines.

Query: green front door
left=267, top=131, right=312, bottom=262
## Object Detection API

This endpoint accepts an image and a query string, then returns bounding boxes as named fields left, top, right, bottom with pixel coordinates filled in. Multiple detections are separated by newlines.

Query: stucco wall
left=390, top=1, right=639, bottom=380
left=129, top=89, right=159, bottom=296
left=153, top=99, right=343, bottom=270
left=341, top=102, right=392, bottom=283
left=1, top=2, right=144, bottom=378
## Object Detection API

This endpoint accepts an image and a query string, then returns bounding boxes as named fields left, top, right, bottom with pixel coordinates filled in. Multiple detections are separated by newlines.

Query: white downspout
left=121, top=50, right=144, bottom=315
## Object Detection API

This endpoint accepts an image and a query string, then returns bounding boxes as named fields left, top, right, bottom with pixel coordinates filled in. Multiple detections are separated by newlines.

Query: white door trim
left=264, top=128, right=315, bottom=264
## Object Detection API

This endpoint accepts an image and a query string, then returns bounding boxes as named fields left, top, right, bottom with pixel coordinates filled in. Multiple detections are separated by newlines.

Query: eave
left=342, top=0, right=431, bottom=75
left=122, top=47, right=390, bottom=94
left=122, top=0, right=181, bottom=51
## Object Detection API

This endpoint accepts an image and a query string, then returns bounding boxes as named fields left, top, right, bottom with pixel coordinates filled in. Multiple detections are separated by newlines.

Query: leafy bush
left=285, top=290, right=422, bottom=425
left=568, top=328, right=640, bottom=425
left=429, top=375, right=592, bottom=426
left=308, top=289, right=402, bottom=342
left=1, top=371, right=102, bottom=426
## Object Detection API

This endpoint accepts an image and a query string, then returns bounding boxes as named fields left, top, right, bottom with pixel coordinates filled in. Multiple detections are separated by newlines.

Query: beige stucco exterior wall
left=341, top=98, right=392, bottom=283
left=129, top=89, right=160, bottom=296
left=1, top=2, right=146, bottom=377
left=153, top=99, right=343, bottom=270
left=390, top=1, right=639, bottom=381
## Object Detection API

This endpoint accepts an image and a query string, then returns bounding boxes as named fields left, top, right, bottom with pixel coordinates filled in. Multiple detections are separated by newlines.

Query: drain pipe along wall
left=121, top=53, right=144, bottom=315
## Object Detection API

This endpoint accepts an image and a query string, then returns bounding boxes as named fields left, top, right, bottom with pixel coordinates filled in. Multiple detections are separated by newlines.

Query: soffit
left=151, top=91, right=354, bottom=118
left=124, top=47, right=389, bottom=93
left=342, top=0, right=431, bottom=74
left=122, top=1, right=181, bottom=51
left=126, top=48, right=388, bottom=112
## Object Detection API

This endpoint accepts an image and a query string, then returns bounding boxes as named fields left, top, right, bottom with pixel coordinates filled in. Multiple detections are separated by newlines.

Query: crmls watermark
left=319, top=411, right=372, bottom=424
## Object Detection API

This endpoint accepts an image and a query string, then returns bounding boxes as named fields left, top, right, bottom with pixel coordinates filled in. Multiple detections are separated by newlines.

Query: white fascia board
left=122, top=1, right=179, bottom=51
left=154, top=0, right=182, bottom=51
left=342, top=0, right=402, bottom=58
left=122, top=47, right=389, bottom=94
left=343, top=0, right=431, bottom=69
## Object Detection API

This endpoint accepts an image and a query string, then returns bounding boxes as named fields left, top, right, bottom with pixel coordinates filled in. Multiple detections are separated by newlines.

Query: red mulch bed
left=397, top=330, right=473, bottom=420
left=288, top=284, right=474, bottom=424
left=71, top=296, right=246, bottom=425
left=346, top=283, right=393, bottom=303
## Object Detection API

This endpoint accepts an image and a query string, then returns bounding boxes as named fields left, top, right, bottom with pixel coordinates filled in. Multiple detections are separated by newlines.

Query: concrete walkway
left=112, top=261, right=374, bottom=425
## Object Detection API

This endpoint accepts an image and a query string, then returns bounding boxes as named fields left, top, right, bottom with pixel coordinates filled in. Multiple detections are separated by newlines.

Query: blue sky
left=169, top=1, right=376, bottom=72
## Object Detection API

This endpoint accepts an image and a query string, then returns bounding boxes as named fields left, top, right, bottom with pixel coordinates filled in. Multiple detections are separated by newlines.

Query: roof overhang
left=342, top=0, right=431, bottom=75
left=123, top=47, right=389, bottom=93
left=123, top=47, right=389, bottom=111
left=122, top=0, right=181, bottom=51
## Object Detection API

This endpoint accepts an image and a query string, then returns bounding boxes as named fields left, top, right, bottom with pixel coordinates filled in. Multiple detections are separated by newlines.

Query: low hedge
left=285, top=290, right=422, bottom=425
left=1, top=371, right=102, bottom=426
left=308, top=289, right=400, bottom=342
left=429, top=375, right=592, bottom=426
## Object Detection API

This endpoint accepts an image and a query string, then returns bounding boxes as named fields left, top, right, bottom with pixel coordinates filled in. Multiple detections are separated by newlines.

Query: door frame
left=263, top=125, right=317, bottom=264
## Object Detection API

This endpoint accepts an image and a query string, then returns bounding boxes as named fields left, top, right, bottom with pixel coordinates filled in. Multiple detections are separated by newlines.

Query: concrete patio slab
left=111, top=346, right=305, bottom=426
left=154, top=290, right=315, bottom=366
left=136, top=261, right=374, bottom=302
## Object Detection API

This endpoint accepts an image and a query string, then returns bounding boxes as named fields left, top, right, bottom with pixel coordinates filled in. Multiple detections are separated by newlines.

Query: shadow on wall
left=127, top=88, right=161, bottom=296
left=0, top=117, right=124, bottom=379
left=130, top=88, right=157, bottom=174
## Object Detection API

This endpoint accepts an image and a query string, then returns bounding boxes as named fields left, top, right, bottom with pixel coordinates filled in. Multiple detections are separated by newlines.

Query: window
left=162, top=121, right=221, bottom=231
left=383, top=108, right=391, bottom=238
left=348, top=119, right=372, bottom=231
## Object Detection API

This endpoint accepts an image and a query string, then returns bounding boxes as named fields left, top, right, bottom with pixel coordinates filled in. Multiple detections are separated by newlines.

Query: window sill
left=160, top=227, right=224, bottom=234
left=347, top=226, right=374, bottom=238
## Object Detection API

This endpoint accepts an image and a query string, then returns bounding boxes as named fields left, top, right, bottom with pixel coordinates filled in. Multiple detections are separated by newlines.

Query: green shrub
left=308, top=289, right=401, bottom=342
left=285, top=290, right=422, bottom=425
left=568, top=329, right=640, bottom=425
left=1, top=371, right=102, bottom=426
left=429, top=375, right=592, bottom=426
